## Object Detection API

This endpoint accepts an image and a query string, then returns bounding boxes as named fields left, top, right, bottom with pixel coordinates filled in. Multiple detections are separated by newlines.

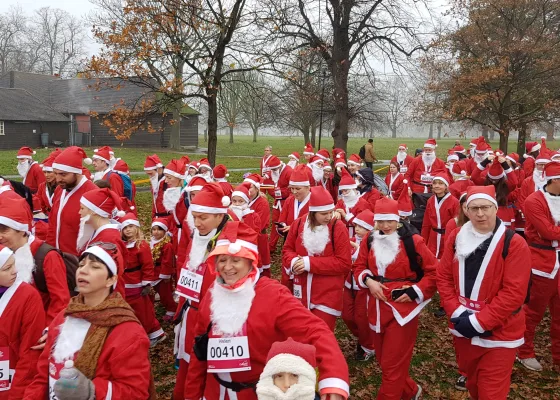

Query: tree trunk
left=490, top=130, right=495, bottom=141
left=169, top=104, right=182, bottom=150
left=252, top=127, right=258, bottom=143
left=546, top=122, right=554, bottom=140
left=311, top=125, right=317, bottom=148
left=391, top=126, right=397, bottom=139
left=204, top=128, right=207, bottom=142
left=301, top=126, right=310, bottom=144
left=499, top=129, right=509, bottom=153
left=517, top=126, right=527, bottom=157
left=481, top=125, right=489, bottom=141
left=428, top=122, right=433, bottom=139
left=330, top=60, right=350, bottom=152
left=229, top=125, right=234, bottom=144
left=207, top=93, right=218, bottom=167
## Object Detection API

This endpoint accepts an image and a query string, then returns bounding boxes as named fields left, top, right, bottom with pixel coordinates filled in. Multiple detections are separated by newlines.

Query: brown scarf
left=64, top=292, right=157, bottom=399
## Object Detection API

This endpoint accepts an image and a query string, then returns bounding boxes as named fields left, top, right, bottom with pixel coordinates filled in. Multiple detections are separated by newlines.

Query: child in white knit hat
left=256, top=337, right=318, bottom=400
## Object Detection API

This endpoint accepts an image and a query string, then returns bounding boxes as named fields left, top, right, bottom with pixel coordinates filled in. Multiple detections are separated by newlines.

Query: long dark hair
left=457, top=195, right=469, bottom=227
left=484, top=176, right=509, bottom=207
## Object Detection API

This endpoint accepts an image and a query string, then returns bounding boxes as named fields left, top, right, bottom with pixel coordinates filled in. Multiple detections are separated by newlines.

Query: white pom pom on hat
left=222, top=196, right=231, bottom=207
left=83, top=157, right=93, bottom=165
left=403, top=179, right=408, bottom=184
left=115, top=210, right=126, bottom=218
left=228, top=242, right=242, bottom=254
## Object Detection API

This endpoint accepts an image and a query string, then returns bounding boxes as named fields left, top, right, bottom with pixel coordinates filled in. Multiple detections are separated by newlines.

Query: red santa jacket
left=217, top=181, right=234, bottom=198
left=46, top=177, right=97, bottom=255
left=523, top=156, right=535, bottom=177
left=278, top=193, right=311, bottom=227
left=101, top=170, right=124, bottom=198
left=384, top=173, right=404, bottom=200
left=272, top=164, right=293, bottom=213
left=248, top=195, right=270, bottom=234
left=152, top=237, right=174, bottom=280
left=421, top=193, right=459, bottom=259
left=437, top=221, right=531, bottom=348
left=497, top=205, right=515, bottom=230
left=465, top=157, right=477, bottom=176
left=335, top=197, right=370, bottom=237
left=282, top=217, right=352, bottom=316
left=0, top=281, right=45, bottom=400
left=524, top=189, right=560, bottom=279
left=151, top=177, right=169, bottom=218
left=22, top=162, right=45, bottom=194
left=405, top=156, right=447, bottom=193
left=29, top=235, right=70, bottom=325
left=518, top=175, right=541, bottom=214
left=360, top=188, right=382, bottom=211
left=123, top=241, right=157, bottom=299
left=35, top=182, right=56, bottom=214
left=390, top=154, right=414, bottom=174
left=354, top=231, right=437, bottom=331
left=449, top=178, right=474, bottom=199
left=184, top=277, right=350, bottom=400
left=23, top=308, right=151, bottom=399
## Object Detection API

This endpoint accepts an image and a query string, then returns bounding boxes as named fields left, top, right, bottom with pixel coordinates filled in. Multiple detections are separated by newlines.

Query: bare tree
left=378, top=76, right=413, bottom=138
left=0, top=7, right=27, bottom=75
left=218, top=75, right=245, bottom=144
left=239, top=71, right=273, bottom=142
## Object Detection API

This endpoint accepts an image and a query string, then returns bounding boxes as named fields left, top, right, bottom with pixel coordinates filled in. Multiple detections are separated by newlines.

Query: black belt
left=529, top=242, right=557, bottom=251
left=372, top=275, right=419, bottom=284
left=176, top=224, right=182, bottom=229
left=413, top=180, right=432, bottom=187
left=213, top=374, right=257, bottom=393
left=432, top=227, right=446, bottom=234
left=154, top=262, right=161, bottom=267
left=155, top=212, right=169, bottom=217
left=124, top=265, right=141, bottom=273
left=173, top=300, right=198, bottom=325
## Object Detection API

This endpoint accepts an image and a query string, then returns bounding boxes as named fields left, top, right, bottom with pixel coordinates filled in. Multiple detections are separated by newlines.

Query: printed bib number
left=400, top=167, right=408, bottom=173
left=420, top=173, right=433, bottom=183
left=0, top=347, right=9, bottom=391
left=293, top=284, right=302, bottom=299
left=207, top=326, right=251, bottom=373
left=176, top=264, right=205, bottom=302
left=458, top=296, right=486, bottom=312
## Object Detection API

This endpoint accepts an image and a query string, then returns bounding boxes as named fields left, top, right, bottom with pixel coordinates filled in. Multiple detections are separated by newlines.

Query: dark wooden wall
left=0, top=121, right=68, bottom=149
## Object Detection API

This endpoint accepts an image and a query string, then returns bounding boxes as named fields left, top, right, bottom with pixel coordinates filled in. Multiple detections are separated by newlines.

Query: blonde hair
left=121, top=224, right=145, bottom=248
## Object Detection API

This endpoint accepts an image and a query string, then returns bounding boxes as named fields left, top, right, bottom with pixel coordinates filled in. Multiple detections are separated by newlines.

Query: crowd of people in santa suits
left=0, top=134, right=559, bottom=400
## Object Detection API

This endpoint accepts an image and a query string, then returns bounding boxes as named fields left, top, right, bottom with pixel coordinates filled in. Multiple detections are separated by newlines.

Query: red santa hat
left=347, top=154, right=362, bottom=166
left=353, top=209, right=374, bottom=231
left=332, top=148, right=344, bottom=158
left=82, top=244, right=118, bottom=277
left=94, top=146, right=114, bottom=156
left=486, top=158, right=505, bottom=180
left=190, top=182, right=230, bottom=214
left=308, top=155, right=325, bottom=166
left=164, top=159, right=186, bottom=180
left=151, top=217, right=169, bottom=232
left=144, top=154, right=163, bottom=171
left=315, top=149, right=330, bottom=162
left=398, top=180, right=413, bottom=217
left=91, top=148, right=112, bottom=164
left=475, top=141, right=490, bottom=154
left=184, top=176, right=207, bottom=193
left=80, top=188, right=125, bottom=218
left=525, top=141, right=541, bottom=156
left=308, top=186, right=334, bottom=212
left=452, top=160, right=468, bottom=177
left=232, top=182, right=251, bottom=204
left=338, top=168, right=357, bottom=190
left=41, top=149, right=62, bottom=172
left=0, top=196, right=32, bottom=232
left=374, top=197, right=400, bottom=221
left=469, top=137, right=479, bottom=147
left=323, top=164, right=332, bottom=171
left=53, top=146, right=92, bottom=174
left=551, top=151, right=560, bottom=161
left=208, top=221, right=259, bottom=271
left=266, top=156, right=282, bottom=169
left=244, top=173, right=262, bottom=190
left=447, top=149, right=459, bottom=162
left=453, top=145, right=466, bottom=154
left=466, top=185, right=497, bottom=207
left=334, top=152, right=347, bottom=169
left=544, top=161, right=560, bottom=180
left=119, top=212, right=140, bottom=229
left=17, top=146, right=36, bottom=159
left=288, top=152, right=300, bottom=161
left=113, top=159, right=130, bottom=174
left=303, top=142, right=314, bottom=156
left=398, top=144, right=408, bottom=151
left=198, top=158, right=212, bottom=171
left=506, top=152, right=519, bottom=164
left=0, top=244, right=13, bottom=269
left=432, top=172, right=450, bottom=187
left=256, top=338, right=317, bottom=399
left=536, top=147, right=552, bottom=164
left=213, top=164, right=229, bottom=180
left=289, top=165, right=310, bottom=186
left=424, top=138, right=437, bottom=149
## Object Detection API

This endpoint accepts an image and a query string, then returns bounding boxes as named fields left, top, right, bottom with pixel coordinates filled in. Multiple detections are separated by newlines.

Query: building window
left=0, top=121, right=4, bottom=135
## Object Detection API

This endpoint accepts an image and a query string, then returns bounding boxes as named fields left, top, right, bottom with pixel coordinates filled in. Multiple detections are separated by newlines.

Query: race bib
left=176, top=263, right=205, bottom=302
left=0, top=347, right=9, bottom=391
left=207, top=325, right=251, bottom=373
left=293, top=284, right=302, bottom=299
left=420, top=173, right=433, bottom=183
left=400, top=167, right=408, bottom=174
left=458, top=296, right=486, bottom=312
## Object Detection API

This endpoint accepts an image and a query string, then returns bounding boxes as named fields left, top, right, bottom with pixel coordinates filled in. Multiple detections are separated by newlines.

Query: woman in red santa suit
left=437, top=186, right=531, bottom=400
left=120, top=214, right=166, bottom=347
left=354, top=197, right=437, bottom=400
left=150, top=218, right=177, bottom=321
left=162, top=158, right=188, bottom=253
left=213, top=164, right=234, bottom=197
left=230, top=183, right=262, bottom=233
left=35, top=149, right=61, bottom=215
left=0, top=245, right=45, bottom=400
left=385, top=161, right=405, bottom=200
left=482, top=157, right=516, bottom=230
left=334, top=168, right=370, bottom=237
left=448, top=160, right=474, bottom=199
left=342, top=209, right=375, bottom=361
left=282, top=186, right=352, bottom=331
left=24, top=243, right=153, bottom=400
left=421, top=173, right=459, bottom=259
left=184, top=221, right=349, bottom=400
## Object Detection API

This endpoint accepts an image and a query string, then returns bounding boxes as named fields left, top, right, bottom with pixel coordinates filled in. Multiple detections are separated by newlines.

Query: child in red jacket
left=150, top=218, right=177, bottom=321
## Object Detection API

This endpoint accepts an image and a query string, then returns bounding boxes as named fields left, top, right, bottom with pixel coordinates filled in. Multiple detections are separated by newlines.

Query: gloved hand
left=450, top=313, right=492, bottom=339
left=141, top=286, right=152, bottom=296
left=54, top=368, right=95, bottom=400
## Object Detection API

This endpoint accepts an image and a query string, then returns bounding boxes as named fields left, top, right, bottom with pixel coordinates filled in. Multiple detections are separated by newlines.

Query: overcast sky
left=0, top=0, right=95, bottom=18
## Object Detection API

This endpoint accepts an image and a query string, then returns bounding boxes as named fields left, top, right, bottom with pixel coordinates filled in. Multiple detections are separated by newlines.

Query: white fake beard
left=92, top=170, right=106, bottom=182
left=287, top=159, right=298, bottom=169
left=474, top=153, right=486, bottom=164
left=14, top=243, right=35, bottom=284
left=17, top=161, right=30, bottom=178
left=150, top=175, right=159, bottom=192
left=256, top=380, right=316, bottom=400
left=455, top=221, right=493, bottom=259
left=312, top=165, right=323, bottom=183
left=187, top=228, right=217, bottom=271
left=470, top=147, right=476, bottom=159
left=52, top=316, right=91, bottom=363
left=302, top=219, right=330, bottom=256
left=76, top=215, right=95, bottom=251
left=186, top=208, right=195, bottom=231
left=342, top=189, right=359, bottom=209
left=163, top=187, right=182, bottom=212
left=422, top=152, right=436, bottom=167
left=372, top=230, right=400, bottom=276
left=533, top=170, right=547, bottom=190
left=397, top=151, right=407, bottom=163
left=271, top=169, right=281, bottom=183
left=210, top=278, right=256, bottom=335
left=200, top=171, right=212, bottom=181
left=543, top=191, right=560, bottom=225
left=230, top=204, right=247, bottom=220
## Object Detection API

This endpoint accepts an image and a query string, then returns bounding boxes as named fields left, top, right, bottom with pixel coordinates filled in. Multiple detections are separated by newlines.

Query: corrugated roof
left=0, top=88, right=69, bottom=122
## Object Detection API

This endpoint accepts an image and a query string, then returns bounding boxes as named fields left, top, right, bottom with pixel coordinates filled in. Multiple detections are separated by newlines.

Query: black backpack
left=33, top=243, right=80, bottom=297
left=409, top=192, right=433, bottom=232
left=359, top=145, right=366, bottom=159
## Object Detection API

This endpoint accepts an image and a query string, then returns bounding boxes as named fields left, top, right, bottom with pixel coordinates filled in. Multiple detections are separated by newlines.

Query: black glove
left=405, top=286, right=419, bottom=301
left=450, top=313, right=492, bottom=338
left=480, top=158, right=491, bottom=168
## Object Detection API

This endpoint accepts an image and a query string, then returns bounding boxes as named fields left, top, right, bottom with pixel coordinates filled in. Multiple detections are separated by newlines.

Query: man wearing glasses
left=437, top=185, right=531, bottom=399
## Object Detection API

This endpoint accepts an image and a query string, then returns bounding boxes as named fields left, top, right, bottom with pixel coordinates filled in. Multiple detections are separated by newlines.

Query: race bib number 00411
left=176, top=265, right=204, bottom=302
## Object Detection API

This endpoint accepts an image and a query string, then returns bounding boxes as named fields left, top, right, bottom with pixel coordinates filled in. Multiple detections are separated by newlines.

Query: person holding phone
left=354, top=197, right=437, bottom=399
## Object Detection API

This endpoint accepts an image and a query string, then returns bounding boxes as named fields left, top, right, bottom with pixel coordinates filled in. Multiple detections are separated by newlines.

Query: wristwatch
left=363, top=275, right=374, bottom=285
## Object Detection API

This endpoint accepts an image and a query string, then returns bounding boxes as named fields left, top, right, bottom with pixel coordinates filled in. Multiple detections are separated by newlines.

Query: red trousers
left=174, top=359, right=189, bottom=400
left=155, top=280, right=177, bottom=316
left=311, top=308, right=337, bottom=332
left=454, top=338, right=516, bottom=400
left=269, top=207, right=282, bottom=251
left=373, top=302, right=419, bottom=400
left=518, top=274, right=560, bottom=365
left=258, top=232, right=271, bottom=267
left=342, top=286, right=374, bottom=352
left=127, top=294, right=164, bottom=339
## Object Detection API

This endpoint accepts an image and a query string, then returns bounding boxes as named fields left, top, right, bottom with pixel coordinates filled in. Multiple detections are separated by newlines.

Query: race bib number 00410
left=207, top=336, right=251, bottom=373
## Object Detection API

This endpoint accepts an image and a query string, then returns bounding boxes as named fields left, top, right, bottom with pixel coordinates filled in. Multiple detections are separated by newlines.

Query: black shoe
left=455, top=375, right=467, bottom=391
left=355, top=343, right=374, bottom=361
left=433, top=307, right=446, bottom=318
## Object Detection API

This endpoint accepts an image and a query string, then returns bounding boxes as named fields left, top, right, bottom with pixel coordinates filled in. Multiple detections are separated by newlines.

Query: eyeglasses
left=467, top=205, right=495, bottom=214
